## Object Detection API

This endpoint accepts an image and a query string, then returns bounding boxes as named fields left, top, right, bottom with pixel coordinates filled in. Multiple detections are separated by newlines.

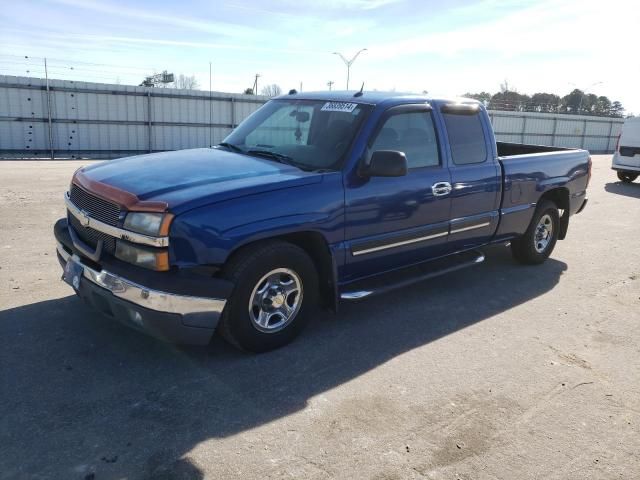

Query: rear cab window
left=441, top=106, right=488, bottom=165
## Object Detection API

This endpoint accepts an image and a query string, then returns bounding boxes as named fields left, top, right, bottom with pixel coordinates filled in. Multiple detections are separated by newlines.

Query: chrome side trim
left=340, top=290, right=373, bottom=300
left=57, top=242, right=225, bottom=315
left=65, top=192, right=169, bottom=248
left=450, top=221, right=491, bottom=234
left=352, top=231, right=448, bottom=256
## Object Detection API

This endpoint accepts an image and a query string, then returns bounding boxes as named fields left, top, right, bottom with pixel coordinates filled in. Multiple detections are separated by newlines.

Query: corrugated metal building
left=0, top=75, right=623, bottom=159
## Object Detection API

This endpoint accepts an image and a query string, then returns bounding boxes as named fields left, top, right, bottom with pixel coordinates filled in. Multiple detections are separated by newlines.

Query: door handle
left=432, top=181, right=452, bottom=197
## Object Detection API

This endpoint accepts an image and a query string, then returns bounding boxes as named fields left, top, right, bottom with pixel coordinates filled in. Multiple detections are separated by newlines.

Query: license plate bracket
left=62, top=256, right=84, bottom=290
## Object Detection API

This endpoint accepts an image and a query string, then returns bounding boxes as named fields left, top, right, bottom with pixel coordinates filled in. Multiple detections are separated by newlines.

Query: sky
left=1, top=0, right=639, bottom=114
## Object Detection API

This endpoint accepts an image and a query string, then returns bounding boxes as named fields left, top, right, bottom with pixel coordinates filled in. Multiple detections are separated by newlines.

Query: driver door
left=344, top=105, right=452, bottom=281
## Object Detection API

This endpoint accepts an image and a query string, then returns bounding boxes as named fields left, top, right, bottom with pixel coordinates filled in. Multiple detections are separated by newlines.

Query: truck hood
left=78, top=148, right=324, bottom=214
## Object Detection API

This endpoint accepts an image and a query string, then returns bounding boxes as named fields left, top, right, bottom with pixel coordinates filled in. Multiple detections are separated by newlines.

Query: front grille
left=69, top=184, right=121, bottom=226
left=620, top=146, right=640, bottom=157
left=69, top=213, right=116, bottom=255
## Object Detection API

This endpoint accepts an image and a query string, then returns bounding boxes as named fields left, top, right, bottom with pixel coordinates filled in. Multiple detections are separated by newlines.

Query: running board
left=340, top=250, right=485, bottom=301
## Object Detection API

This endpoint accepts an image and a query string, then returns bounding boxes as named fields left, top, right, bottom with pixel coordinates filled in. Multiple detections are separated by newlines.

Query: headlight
left=115, top=241, right=169, bottom=271
left=123, top=212, right=173, bottom=236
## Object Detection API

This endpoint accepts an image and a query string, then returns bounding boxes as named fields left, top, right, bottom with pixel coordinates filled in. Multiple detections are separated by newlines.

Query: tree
left=581, top=93, right=598, bottom=114
left=593, top=96, right=612, bottom=116
left=243, top=88, right=254, bottom=95
left=610, top=101, right=625, bottom=117
left=172, top=74, right=199, bottom=90
left=531, top=93, right=561, bottom=113
left=462, top=92, right=492, bottom=104
left=261, top=84, right=282, bottom=97
left=561, top=89, right=584, bottom=114
left=490, top=91, right=531, bottom=111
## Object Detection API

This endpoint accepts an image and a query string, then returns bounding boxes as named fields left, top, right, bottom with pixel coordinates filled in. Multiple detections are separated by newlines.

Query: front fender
left=168, top=174, right=345, bottom=268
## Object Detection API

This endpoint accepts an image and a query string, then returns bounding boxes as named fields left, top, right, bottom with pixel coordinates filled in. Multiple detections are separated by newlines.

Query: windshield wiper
left=246, top=149, right=302, bottom=168
left=217, top=142, right=244, bottom=153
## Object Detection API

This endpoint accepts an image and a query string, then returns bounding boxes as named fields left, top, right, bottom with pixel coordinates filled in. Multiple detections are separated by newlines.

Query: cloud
left=367, top=0, right=636, bottom=60
left=48, top=0, right=265, bottom=38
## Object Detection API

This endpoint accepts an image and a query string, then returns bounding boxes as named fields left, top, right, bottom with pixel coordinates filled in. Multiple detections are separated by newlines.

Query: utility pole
left=44, top=57, right=54, bottom=160
left=327, top=80, right=334, bottom=91
left=253, top=74, right=261, bottom=95
left=333, top=49, right=367, bottom=90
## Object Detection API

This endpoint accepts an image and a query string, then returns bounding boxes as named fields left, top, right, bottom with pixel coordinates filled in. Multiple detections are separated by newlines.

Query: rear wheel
left=617, top=171, right=638, bottom=183
left=511, top=200, right=559, bottom=265
left=218, top=240, right=318, bottom=353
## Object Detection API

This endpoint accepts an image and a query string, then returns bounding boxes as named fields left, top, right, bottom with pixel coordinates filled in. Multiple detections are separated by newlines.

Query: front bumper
left=54, top=218, right=230, bottom=345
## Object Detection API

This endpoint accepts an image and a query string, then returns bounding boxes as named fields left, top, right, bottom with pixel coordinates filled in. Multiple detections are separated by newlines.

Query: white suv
left=612, top=117, right=640, bottom=183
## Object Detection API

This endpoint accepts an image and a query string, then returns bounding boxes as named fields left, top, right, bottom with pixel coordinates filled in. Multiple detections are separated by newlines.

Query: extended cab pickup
left=54, top=91, right=590, bottom=352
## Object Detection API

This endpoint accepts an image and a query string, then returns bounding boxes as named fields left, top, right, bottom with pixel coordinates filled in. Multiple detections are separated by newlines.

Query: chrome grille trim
left=65, top=192, right=169, bottom=248
left=69, top=214, right=116, bottom=254
left=69, top=184, right=121, bottom=226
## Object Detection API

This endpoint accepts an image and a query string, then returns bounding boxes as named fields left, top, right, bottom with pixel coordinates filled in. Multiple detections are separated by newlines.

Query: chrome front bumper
left=56, top=240, right=227, bottom=345
left=57, top=241, right=226, bottom=316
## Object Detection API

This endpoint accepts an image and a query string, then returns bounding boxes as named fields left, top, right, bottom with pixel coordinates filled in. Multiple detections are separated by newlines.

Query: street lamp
left=333, top=49, right=367, bottom=90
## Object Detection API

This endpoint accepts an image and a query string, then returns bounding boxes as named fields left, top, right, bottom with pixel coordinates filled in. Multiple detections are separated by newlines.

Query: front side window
left=370, top=111, right=440, bottom=168
left=222, top=99, right=372, bottom=171
left=442, top=110, right=488, bottom=165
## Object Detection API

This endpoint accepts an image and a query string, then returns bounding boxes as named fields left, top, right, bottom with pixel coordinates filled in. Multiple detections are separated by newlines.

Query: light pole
left=333, top=49, right=367, bottom=90
left=253, top=73, right=261, bottom=95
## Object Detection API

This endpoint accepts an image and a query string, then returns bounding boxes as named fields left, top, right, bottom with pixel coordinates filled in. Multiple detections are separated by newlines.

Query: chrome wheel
left=248, top=268, right=303, bottom=333
left=534, top=213, right=554, bottom=253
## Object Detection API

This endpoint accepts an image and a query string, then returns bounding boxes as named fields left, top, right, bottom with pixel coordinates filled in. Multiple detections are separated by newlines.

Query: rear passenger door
left=344, top=105, right=452, bottom=280
left=441, top=104, right=501, bottom=250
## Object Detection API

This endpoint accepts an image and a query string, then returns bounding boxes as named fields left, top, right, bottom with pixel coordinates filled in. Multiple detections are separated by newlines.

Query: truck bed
left=493, top=143, right=590, bottom=240
left=497, top=141, right=573, bottom=157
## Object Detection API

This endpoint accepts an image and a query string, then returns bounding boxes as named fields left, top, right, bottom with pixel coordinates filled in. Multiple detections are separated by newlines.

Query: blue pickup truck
left=54, top=91, right=591, bottom=352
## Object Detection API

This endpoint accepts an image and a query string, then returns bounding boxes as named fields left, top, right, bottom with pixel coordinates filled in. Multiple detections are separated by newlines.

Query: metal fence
left=0, top=75, right=623, bottom=159
left=0, top=75, right=267, bottom=159
left=488, top=110, right=623, bottom=153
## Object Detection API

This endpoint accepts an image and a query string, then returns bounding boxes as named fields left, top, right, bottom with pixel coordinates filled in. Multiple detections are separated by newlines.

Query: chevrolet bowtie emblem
left=79, top=209, right=91, bottom=227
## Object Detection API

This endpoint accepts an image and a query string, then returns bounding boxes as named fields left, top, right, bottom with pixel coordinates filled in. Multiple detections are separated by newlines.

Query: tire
left=511, top=200, right=560, bottom=265
left=617, top=171, right=638, bottom=183
left=218, top=240, right=318, bottom=353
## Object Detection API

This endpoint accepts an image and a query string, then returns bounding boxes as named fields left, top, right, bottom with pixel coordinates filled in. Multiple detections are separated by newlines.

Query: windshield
left=221, top=99, right=372, bottom=171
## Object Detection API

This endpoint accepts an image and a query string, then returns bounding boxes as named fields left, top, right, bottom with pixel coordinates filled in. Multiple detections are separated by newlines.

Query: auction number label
left=321, top=102, right=358, bottom=113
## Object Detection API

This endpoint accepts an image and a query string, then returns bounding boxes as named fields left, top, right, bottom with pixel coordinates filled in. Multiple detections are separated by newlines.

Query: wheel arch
left=225, top=231, right=339, bottom=312
left=539, top=187, right=570, bottom=240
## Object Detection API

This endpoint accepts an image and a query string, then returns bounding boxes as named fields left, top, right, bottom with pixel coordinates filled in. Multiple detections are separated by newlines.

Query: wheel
left=617, top=171, right=638, bottom=183
left=511, top=200, right=560, bottom=265
left=218, top=240, right=318, bottom=352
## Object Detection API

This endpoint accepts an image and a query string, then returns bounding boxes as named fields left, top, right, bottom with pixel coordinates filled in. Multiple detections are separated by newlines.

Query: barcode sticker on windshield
left=321, top=102, right=358, bottom=113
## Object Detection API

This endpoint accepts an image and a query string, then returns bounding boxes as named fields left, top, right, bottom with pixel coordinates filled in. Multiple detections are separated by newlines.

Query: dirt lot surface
left=0, top=156, right=639, bottom=479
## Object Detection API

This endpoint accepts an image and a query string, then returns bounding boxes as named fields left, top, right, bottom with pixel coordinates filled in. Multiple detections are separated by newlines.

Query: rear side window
left=442, top=111, right=487, bottom=165
left=370, top=112, right=440, bottom=168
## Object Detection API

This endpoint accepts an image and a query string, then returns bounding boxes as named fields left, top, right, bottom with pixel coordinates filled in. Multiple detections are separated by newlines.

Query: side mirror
left=363, top=150, right=408, bottom=177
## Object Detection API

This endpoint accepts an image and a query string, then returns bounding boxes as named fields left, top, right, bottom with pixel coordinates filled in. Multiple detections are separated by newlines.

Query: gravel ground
left=0, top=156, right=639, bottom=480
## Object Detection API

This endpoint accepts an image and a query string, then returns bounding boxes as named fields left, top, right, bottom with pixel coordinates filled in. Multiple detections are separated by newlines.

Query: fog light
left=128, top=310, right=144, bottom=327
left=115, top=241, right=169, bottom=271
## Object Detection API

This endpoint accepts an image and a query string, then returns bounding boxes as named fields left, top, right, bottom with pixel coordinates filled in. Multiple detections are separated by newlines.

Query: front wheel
left=617, top=171, right=638, bottom=183
left=218, top=240, right=318, bottom=353
left=511, top=200, right=560, bottom=265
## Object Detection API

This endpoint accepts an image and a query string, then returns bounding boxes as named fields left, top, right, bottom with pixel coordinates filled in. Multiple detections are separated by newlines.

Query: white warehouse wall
left=0, top=75, right=623, bottom=159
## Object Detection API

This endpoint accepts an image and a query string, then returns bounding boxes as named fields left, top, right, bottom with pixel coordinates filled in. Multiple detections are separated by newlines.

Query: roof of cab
left=273, top=90, right=480, bottom=107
